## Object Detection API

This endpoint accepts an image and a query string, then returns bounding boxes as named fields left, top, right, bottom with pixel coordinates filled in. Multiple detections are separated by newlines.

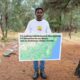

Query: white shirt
left=25, top=19, right=51, bottom=35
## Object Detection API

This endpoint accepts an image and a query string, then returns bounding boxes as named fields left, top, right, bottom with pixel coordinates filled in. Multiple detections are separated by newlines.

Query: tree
left=0, top=0, right=10, bottom=40
left=41, top=0, right=80, bottom=32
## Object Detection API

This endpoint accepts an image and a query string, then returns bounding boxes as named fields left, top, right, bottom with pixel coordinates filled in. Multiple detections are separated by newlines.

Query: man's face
left=35, top=9, right=44, bottom=20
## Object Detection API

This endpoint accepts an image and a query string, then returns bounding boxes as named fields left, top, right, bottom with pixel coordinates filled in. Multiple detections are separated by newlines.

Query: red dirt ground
left=0, top=35, right=80, bottom=80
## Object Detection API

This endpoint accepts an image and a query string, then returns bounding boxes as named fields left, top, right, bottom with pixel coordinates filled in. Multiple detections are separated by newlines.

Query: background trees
left=41, top=0, right=80, bottom=32
left=0, top=0, right=80, bottom=40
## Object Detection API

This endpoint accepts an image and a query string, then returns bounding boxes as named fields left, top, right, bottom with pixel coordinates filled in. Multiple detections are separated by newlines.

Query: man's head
left=35, top=8, right=44, bottom=21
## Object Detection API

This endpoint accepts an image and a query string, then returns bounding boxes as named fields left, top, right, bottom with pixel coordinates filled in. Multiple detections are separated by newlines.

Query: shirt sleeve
left=24, top=21, right=32, bottom=33
left=46, top=22, right=52, bottom=34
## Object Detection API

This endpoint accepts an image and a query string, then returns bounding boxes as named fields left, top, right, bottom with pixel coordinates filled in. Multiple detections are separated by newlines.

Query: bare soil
left=0, top=33, right=80, bottom=80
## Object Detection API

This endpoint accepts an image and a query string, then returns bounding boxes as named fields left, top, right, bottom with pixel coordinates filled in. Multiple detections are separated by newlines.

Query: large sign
left=19, top=33, right=62, bottom=61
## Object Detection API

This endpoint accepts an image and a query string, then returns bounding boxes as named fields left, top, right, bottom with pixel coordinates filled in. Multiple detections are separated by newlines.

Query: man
left=25, top=8, right=51, bottom=79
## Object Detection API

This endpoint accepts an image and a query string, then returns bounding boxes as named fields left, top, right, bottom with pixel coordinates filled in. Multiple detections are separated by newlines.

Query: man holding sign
left=25, top=8, right=52, bottom=79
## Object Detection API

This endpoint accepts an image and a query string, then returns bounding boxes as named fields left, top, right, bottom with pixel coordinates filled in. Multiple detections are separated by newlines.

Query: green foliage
left=42, top=0, right=80, bottom=31
left=0, top=0, right=80, bottom=40
left=0, top=0, right=41, bottom=38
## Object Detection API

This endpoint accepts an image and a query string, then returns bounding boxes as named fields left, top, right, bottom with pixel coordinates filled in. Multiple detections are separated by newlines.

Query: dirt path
left=0, top=37, right=80, bottom=80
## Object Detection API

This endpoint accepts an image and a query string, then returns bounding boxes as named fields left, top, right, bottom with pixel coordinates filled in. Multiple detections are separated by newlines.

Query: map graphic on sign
left=19, top=33, right=62, bottom=61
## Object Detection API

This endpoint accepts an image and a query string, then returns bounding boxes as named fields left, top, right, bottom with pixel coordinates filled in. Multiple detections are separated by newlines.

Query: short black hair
left=35, top=8, right=44, bottom=13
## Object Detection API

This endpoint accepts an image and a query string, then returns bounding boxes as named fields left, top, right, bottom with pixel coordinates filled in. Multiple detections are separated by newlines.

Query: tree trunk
left=5, top=13, right=8, bottom=38
left=0, top=15, right=5, bottom=38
